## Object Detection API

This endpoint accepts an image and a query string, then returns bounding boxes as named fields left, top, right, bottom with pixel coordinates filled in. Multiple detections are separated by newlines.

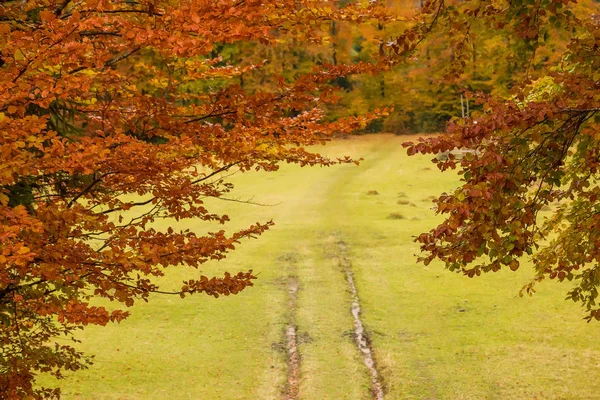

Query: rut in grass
left=284, top=275, right=300, bottom=400
left=334, top=237, right=385, bottom=400
left=277, top=253, right=302, bottom=400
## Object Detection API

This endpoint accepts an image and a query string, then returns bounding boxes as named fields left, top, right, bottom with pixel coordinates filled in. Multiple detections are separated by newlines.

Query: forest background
left=250, top=0, right=600, bottom=133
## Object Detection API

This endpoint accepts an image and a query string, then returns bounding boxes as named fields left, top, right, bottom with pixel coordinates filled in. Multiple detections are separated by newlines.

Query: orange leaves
left=0, top=0, right=389, bottom=395
left=180, top=270, right=257, bottom=299
left=16, top=245, right=30, bottom=255
left=39, top=10, right=56, bottom=23
left=58, top=301, right=128, bottom=326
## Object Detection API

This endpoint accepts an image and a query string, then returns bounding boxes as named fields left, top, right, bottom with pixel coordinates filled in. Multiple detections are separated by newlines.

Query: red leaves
left=402, top=0, right=600, bottom=323
left=468, top=188, right=482, bottom=198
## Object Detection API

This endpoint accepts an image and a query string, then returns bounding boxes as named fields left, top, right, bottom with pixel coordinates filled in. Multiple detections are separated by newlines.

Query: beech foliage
left=401, top=0, right=600, bottom=321
left=0, top=0, right=390, bottom=397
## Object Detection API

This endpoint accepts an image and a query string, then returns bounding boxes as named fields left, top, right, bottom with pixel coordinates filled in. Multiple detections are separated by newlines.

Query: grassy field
left=47, top=134, right=600, bottom=399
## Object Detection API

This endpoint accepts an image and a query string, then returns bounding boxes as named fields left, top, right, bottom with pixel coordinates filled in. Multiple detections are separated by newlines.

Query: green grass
left=44, top=134, right=600, bottom=399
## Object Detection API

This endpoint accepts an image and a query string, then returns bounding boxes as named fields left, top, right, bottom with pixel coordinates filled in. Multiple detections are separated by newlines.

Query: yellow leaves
left=0, top=193, right=8, bottom=206
left=255, top=141, right=279, bottom=155
left=79, top=97, right=98, bottom=106
left=149, top=77, right=170, bottom=87
left=7, top=106, right=17, bottom=115
left=523, top=76, right=563, bottom=104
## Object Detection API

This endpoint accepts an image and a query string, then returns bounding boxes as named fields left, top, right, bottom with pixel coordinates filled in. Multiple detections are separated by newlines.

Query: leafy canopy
left=0, top=0, right=389, bottom=397
left=400, top=0, right=600, bottom=321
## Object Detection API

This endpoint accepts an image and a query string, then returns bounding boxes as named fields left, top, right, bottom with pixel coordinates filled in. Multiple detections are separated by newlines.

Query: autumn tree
left=0, top=0, right=390, bottom=397
left=399, top=0, right=600, bottom=320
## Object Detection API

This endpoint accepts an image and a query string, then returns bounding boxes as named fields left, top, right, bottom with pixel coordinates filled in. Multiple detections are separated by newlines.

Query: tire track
left=277, top=253, right=301, bottom=400
left=285, top=275, right=300, bottom=400
left=335, top=236, right=385, bottom=400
